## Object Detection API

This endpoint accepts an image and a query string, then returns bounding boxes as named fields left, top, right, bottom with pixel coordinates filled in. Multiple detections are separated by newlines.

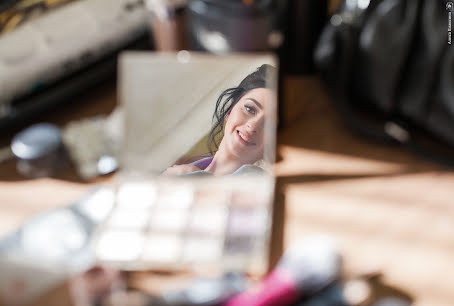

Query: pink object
left=224, top=268, right=300, bottom=306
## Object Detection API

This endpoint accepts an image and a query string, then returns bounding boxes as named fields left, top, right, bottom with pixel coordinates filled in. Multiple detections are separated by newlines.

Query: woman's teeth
left=238, top=131, right=254, bottom=144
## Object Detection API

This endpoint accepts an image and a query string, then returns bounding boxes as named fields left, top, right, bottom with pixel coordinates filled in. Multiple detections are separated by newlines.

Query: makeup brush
left=224, top=235, right=342, bottom=306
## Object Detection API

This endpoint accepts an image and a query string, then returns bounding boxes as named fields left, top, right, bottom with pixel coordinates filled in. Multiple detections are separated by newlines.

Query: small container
left=11, top=123, right=64, bottom=178
left=187, top=0, right=281, bottom=53
left=145, top=0, right=188, bottom=51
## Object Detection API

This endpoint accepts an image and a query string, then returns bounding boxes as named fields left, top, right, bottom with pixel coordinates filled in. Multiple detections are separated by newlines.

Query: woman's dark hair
left=208, top=64, right=277, bottom=154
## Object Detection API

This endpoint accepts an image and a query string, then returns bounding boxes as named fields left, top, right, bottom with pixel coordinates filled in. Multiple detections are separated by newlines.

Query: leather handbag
left=315, top=0, right=454, bottom=165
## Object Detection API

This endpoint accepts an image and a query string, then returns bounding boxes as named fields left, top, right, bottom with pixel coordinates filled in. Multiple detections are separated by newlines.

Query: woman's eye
left=244, top=105, right=256, bottom=115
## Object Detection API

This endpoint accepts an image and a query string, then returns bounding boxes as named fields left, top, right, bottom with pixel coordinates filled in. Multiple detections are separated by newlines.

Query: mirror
left=119, top=52, right=278, bottom=177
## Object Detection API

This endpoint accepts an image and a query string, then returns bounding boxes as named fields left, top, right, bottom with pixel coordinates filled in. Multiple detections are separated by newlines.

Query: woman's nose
left=246, top=117, right=264, bottom=133
left=246, top=122, right=256, bottom=133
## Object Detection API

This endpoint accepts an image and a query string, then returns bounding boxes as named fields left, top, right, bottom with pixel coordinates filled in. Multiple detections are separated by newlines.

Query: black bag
left=315, top=0, right=454, bottom=165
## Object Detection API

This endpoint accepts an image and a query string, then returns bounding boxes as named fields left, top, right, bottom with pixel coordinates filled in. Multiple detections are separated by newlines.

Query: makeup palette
left=94, top=177, right=274, bottom=275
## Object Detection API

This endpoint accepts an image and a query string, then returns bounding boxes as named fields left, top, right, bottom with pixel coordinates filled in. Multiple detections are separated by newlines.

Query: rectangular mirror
left=94, top=52, right=278, bottom=276
left=119, top=52, right=277, bottom=176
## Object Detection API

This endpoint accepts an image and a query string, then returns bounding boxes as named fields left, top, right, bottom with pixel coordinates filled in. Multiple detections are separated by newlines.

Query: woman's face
left=223, top=87, right=274, bottom=165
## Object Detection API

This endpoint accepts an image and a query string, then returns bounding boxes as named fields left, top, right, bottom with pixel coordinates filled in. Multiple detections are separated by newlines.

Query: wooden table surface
left=276, top=78, right=454, bottom=306
left=1, top=77, right=453, bottom=306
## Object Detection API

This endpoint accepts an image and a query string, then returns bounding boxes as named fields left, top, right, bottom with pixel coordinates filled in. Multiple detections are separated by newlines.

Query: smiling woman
left=162, top=64, right=277, bottom=176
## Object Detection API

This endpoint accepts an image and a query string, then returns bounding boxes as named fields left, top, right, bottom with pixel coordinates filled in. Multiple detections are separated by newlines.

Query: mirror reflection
left=120, top=52, right=278, bottom=177
left=163, top=64, right=276, bottom=177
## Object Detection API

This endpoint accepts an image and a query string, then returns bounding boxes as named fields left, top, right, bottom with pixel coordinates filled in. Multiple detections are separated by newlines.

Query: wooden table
left=276, top=78, right=454, bottom=306
left=1, top=77, right=454, bottom=306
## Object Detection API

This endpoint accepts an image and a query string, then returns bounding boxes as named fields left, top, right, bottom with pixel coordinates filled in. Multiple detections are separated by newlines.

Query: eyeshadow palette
left=93, top=177, right=274, bottom=275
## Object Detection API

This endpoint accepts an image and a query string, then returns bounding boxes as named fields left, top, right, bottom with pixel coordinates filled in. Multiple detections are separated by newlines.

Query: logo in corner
left=447, top=2, right=453, bottom=11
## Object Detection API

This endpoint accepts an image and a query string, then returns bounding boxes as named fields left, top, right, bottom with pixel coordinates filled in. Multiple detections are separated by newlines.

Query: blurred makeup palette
left=94, top=177, right=274, bottom=275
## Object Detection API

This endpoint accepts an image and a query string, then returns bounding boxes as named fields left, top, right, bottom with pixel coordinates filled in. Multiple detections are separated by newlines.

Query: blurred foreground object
left=93, top=178, right=275, bottom=276
left=0, top=111, right=121, bottom=180
left=0, top=187, right=115, bottom=304
left=225, top=235, right=342, bottom=306
left=0, top=0, right=151, bottom=131
left=11, top=123, right=64, bottom=178
left=62, top=109, right=122, bottom=180
left=315, top=0, right=454, bottom=166
left=159, top=272, right=247, bottom=306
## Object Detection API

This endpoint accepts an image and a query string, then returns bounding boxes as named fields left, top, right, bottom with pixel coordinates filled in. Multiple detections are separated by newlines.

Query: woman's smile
left=236, top=130, right=256, bottom=146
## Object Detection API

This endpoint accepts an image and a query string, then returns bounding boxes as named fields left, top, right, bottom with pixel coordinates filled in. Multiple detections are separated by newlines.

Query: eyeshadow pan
left=231, top=190, right=264, bottom=208
left=183, top=236, right=223, bottom=263
left=142, top=233, right=182, bottom=263
left=195, top=189, right=229, bottom=206
left=189, top=205, right=228, bottom=235
left=224, top=235, right=256, bottom=254
left=117, top=182, right=156, bottom=209
left=157, top=185, right=194, bottom=209
left=150, top=207, right=188, bottom=232
left=227, top=207, right=267, bottom=236
left=107, top=208, right=150, bottom=229
left=76, top=187, right=115, bottom=223
left=96, top=230, right=145, bottom=261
